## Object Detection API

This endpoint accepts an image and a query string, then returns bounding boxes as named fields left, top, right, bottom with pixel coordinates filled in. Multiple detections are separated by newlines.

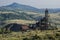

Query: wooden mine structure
left=36, top=9, right=50, bottom=30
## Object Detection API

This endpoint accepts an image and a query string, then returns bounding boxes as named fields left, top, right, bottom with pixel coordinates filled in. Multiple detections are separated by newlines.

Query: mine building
left=36, top=9, right=49, bottom=30
left=35, top=9, right=57, bottom=30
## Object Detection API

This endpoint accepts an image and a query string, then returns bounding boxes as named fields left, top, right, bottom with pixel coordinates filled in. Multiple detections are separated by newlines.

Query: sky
left=0, top=0, right=60, bottom=9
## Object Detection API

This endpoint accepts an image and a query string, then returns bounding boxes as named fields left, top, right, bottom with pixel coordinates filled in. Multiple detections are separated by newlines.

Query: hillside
left=0, top=10, right=44, bottom=21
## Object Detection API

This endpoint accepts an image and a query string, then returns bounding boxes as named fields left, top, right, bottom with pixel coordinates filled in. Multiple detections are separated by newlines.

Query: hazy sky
left=0, top=0, right=60, bottom=8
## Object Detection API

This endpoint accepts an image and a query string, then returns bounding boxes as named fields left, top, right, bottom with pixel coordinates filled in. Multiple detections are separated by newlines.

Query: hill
left=0, top=3, right=41, bottom=13
left=0, top=3, right=60, bottom=13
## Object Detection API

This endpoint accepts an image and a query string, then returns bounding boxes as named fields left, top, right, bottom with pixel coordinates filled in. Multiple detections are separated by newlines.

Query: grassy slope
left=0, top=10, right=60, bottom=28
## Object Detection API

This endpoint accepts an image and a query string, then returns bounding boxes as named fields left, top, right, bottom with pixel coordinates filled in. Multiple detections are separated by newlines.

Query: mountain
left=0, top=3, right=60, bottom=13
left=0, top=3, right=42, bottom=13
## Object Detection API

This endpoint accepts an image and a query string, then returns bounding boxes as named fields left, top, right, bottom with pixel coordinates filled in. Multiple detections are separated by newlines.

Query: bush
left=55, top=32, right=60, bottom=38
left=46, top=34, right=55, bottom=40
left=31, top=34, right=42, bottom=40
left=23, top=38, right=29, bottom=40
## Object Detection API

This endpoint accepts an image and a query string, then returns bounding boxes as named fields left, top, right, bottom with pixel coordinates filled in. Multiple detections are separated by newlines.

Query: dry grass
left=5, top=19, right=36, bottom=25
left=0, top=30, right=60, bottom=40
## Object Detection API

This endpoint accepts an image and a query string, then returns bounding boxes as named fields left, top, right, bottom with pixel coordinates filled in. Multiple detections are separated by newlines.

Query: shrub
left=31, top=34, right=42, bottom=40
left=23, top=38, right=29, bottom=40
left=55, top=32, right=60, bottom=38
left=46, top=34, right=55, bottom=40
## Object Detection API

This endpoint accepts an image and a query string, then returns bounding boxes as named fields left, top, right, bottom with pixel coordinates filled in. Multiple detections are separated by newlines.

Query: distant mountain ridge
left=0, top=3, right=41, bottom=13
left=0, top=3, right=60, bottom=13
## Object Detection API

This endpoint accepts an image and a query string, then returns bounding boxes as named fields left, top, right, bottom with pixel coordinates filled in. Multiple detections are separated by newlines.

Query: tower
left=39, top=9, right=49, bottom=30
left=45, top=9, right=49, bottom=21
left=45, top=9, right=49, bottom=29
